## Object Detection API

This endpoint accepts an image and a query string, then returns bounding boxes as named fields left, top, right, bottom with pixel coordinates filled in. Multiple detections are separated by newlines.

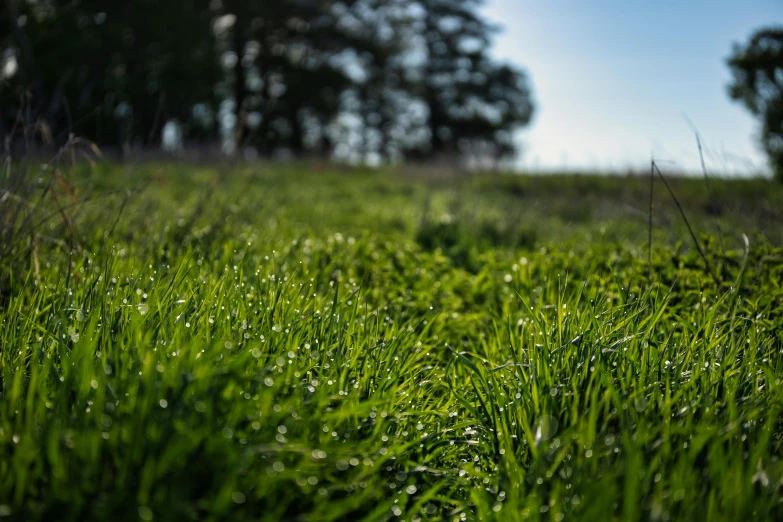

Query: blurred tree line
left=0, top=0, right=535, bottom=166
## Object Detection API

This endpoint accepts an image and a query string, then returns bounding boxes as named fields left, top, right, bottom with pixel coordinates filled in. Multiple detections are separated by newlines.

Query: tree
left=220, top=0, right=389, bottom=157
left=1, top=0, right=221, bottom=150
left=727, top=27, right=783, bottom=181
left=2, top=0, right=535, bottom=163
left=416, top=0, right=534, bottom=165
left=329, top=0, right=431, bottom=163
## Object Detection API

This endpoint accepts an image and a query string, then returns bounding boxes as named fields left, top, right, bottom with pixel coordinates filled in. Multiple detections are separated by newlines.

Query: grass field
left=1, top=160, right=782, bottom=521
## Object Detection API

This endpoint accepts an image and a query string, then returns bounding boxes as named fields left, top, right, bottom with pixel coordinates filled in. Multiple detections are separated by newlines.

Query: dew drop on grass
left=137, top=303, right=149, bottom=315
left=231, top=492, right=246, bottom=504
left=272, top=324, right=282, bottom=333
left=534, top=416, right=558, bottom=444
left=138, top=506, right=153, bottom=521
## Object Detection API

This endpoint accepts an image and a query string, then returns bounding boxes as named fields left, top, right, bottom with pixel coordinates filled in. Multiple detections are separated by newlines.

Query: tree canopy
left=727, top=26, right=783, bottom=181
left=1, top=0, right=535, bottom=165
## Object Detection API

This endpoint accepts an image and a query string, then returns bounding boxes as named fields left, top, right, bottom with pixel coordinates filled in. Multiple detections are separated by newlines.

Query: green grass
left=1, top=162, right=782, bottom=521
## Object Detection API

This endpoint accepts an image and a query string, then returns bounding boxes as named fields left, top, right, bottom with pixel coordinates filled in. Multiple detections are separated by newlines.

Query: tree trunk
left=423, top=9, right=442, bottom=159
left=289, top=108, right=304, bottom=157
left=232, top=15, right=247, bottom=150
left=4, top=0, right=45, bottom=119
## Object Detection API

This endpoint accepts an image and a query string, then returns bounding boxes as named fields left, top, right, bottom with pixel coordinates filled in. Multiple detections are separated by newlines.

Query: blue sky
left=481, top=0, right=782, bottom=175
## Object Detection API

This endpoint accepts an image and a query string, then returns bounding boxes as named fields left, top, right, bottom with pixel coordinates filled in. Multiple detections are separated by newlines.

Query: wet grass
left=1, top=162, right=782, bottom=521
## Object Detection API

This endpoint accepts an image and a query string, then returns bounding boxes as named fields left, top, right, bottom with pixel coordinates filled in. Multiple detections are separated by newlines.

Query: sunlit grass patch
left=1, top=163, right=782, bottom=521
